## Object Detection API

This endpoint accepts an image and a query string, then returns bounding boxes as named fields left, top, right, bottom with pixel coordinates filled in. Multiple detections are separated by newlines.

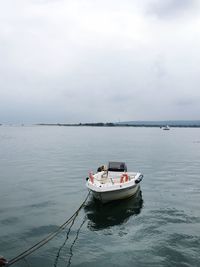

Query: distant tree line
left=35, top=122, right=200, bottom=128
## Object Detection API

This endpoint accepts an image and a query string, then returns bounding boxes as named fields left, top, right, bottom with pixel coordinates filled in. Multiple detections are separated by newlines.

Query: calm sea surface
left=0, top=126, right=200, bottom=267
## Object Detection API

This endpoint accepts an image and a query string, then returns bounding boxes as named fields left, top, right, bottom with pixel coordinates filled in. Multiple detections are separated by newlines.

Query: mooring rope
left=66, top=215, right=87, bottom=267
left=54, top=210, right=78, bottom=267
left=6, top=192, right=90, bottom=266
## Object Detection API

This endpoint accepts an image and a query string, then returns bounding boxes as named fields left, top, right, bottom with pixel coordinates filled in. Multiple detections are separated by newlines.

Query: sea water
left=0, top=126, right=200, bottom=267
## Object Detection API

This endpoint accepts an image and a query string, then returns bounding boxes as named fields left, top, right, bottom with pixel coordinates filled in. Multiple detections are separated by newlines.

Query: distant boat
left=86, top=161, right=143, bottom=203
left=162, top=125, right=170, bottom=130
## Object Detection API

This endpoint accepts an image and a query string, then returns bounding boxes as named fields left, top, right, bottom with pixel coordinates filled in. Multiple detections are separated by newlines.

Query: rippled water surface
left=0, top=126, right=200, bottom=267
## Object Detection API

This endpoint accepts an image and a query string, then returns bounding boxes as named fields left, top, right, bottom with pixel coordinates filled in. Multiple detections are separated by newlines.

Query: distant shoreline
left=35, top=123, right=200, bottom=128
left=1, top=122, right=200, bottom=128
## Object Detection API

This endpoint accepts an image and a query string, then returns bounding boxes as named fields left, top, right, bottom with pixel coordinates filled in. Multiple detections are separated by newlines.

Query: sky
left=0, top=0, right=200, bottom=123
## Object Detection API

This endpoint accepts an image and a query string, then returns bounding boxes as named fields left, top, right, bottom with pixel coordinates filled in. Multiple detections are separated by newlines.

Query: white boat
left=86, top=162, right=143, bottom=203
left=162, top=125, right=170, bottom=130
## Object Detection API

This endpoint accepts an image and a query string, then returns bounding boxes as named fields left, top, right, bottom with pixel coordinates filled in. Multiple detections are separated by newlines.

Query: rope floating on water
left=6, top=192, right=90, bottom=266
left=54, top=208, right=78, bottom=267
left=66, top=215, right=87, bottom=267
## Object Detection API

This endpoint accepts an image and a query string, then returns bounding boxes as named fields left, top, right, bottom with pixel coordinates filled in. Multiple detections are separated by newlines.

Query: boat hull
left=89, top=184, right=140, bottom=203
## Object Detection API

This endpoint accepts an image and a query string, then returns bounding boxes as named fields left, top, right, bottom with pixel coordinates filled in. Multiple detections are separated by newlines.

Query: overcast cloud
left=0, top=0, right=200, bottom=123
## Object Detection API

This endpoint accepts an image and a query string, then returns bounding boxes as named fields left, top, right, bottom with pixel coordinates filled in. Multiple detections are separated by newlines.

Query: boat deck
left=93, top=171, right=138, bottom=186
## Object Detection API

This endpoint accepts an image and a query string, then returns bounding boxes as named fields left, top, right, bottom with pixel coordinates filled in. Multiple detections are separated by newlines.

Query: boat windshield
left=108, top=162, right=127, bottom=172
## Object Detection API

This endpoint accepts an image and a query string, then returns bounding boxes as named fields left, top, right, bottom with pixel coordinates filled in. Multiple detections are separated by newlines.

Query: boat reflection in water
left=84, top=188, right=143, bottom=231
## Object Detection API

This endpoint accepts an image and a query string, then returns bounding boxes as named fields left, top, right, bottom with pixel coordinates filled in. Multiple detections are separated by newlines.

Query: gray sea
left=0, top=126, right=200, bottom=267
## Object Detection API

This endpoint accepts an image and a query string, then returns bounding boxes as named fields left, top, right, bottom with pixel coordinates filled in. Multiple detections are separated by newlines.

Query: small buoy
left=89, top=172, right=94, bottom=183
left=135, top=175, right=143, bottom=184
